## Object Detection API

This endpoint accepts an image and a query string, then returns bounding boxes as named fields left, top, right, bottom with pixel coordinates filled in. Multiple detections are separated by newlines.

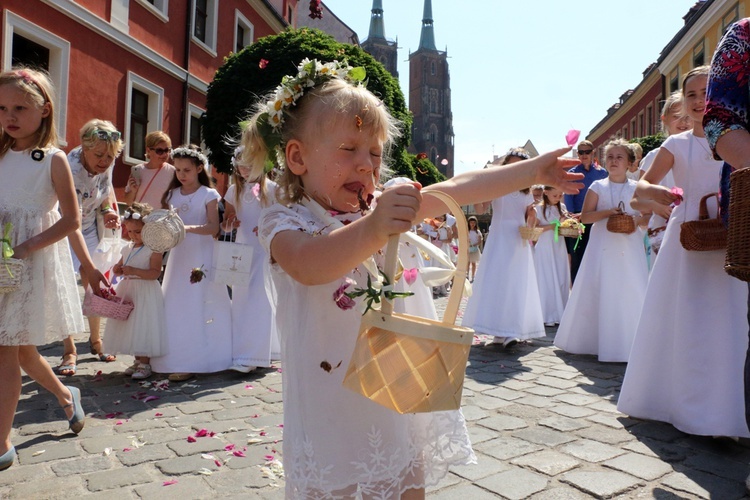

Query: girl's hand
left=113, top=263, right=123, bottom=276
left=650, top=185, right=680, bottom=206
left=651, top=201, right=674, bottom=219
left=126, top=176, right=139, bottom=192
left=532, top=147, right=584, bottom=194
left=611, top=206, right=623, bottom=216
left=11, top=242, right=30, bottom=260
left=121, top=265, right=135, bottom=275
left=368, top=183, right=422, bottom=240
left=222, top=214, right=241, bottom=232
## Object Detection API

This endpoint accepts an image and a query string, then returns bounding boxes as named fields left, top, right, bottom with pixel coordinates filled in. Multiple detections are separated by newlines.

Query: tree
left=203, top=28, right=446, bottom=184
left=630, top=134, right=665, bottom=156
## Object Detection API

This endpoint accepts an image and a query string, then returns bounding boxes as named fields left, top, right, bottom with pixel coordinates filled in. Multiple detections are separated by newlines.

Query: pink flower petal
left=259, top=58, right=269, bottom=69
left=264, top=455, right=275, bottom=461
left=403, top=268, right=418, bottom=286
left=244, top=384, right=253, bottom=390
left=195, top=429, right=209, bottom=437
left=143, top=395, right=159, bottom=403
left=214, top=459, right=223, bottom=467
left=122, top=447, right=132, bottom=452
left=115, top=420, right=123, bottom=425
left=187, top=436, right=197, bottom=443
left=259, top=431, right=267, bottom=436
left=155, top=412, right=163, bottom=417
left=566, top=129, right=581, bottom=147
left=163, top=480, right=178, bottom=486
left=232, top=450, right=246, bottom=457
left=224, top=444, right=236, bottom=451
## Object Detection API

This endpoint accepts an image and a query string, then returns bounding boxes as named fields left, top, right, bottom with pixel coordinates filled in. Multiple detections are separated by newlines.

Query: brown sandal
left=89, top=340, right=116, bottom=362
left=56, top=353, right=77, bottom=377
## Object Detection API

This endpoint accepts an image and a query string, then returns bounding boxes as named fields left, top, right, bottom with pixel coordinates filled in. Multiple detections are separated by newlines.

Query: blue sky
left=322, top=0, right=701, bottom=175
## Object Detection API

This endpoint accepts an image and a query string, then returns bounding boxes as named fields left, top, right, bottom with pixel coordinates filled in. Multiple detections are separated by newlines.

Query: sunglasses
left=93, top=129, right=121, bottom=142
left=122, top=210, right=142, bottom=221
left=150, top=147, right=172, bottom=155
left=577, top=150, right=593, bottom=155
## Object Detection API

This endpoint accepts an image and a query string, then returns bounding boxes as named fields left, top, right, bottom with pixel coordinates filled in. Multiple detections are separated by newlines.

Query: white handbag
left=211, top=240, right=253, bottom=287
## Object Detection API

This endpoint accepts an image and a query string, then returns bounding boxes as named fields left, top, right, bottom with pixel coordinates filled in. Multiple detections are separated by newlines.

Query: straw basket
left=680, top=193, right=727, bottom=252
left=0, top=258, right=24, bottom=294
left=141, top=209, right=185, bottom=253
left=342, top=191, right=474, bottom=414
left=82, top=291, right=134, bottom=321
left=607, top=201, right=636, bottom=234
left=726, top=168, right=750, bottom=281
left=519, top=225, right=544, bottom=242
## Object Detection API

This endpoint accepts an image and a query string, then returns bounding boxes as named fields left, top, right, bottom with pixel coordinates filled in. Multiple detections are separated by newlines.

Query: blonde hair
left=604, top=138, right=635, bottom=164
left=0, top=67, right=58, bottom=156
left=660, top=90, right=685, bottom=134
left=144, top=131, right=172, bottom=158
left=79, top=119, right=124, bottom=158
left=240, top=77, right=400, bottom=205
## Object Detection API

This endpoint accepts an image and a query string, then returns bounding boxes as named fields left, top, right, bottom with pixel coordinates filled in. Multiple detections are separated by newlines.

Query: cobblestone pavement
left=2, top=295, right=750, bottom=499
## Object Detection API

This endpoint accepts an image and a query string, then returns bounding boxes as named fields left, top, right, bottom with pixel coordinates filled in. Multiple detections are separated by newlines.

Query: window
left=669, top=68, right=679, bottom=93
left=722, top=4, right=739, bottom=33
left=693, top=40, right=705, bottom=67
left=630, top=119, right=636, bottom=139
left=429, top=124, right=438, bottom=143
left=136, top=0, right=169, bottom=20
left=124, top=72, right=164, bottom=164
left=3, top=12, right=70, bottom=146
left=429, top=89, right=438, bottom=114
left=646, top=105, right=653, bottom=135
left=638, top=113, right=644, bottom=137
left=187, top=104, right=205, bottom=147
left=192, top=0, right=218, bottom=54
left=431, top=61, right=436, bottom=75
left=234, top=10, right=254, bottom=54
left=287, top=6, right=294, bottom=25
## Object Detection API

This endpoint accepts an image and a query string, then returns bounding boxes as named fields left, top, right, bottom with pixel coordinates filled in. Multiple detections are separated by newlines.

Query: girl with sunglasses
left=123, top=131, right=175, bottom=209
left=57, top=119, right=124, bottom=375
left=104, top=203, right=167, bottom=380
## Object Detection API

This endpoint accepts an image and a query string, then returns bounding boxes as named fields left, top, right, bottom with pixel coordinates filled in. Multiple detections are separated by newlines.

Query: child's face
left=0, top=84, right=50, bottom=150
left=174, top=158, right=202, bottom=188
left=82, top=141, right=115, bottom=175
left=125, top=220, right=144, bottom=245
left=469, top=219, right=477, bottom=229
left=532, top=188, right=543, bottom=200
left=295, top=121, right=383, bottom=212
left=545, top=188, right=563, bottom=204
left=663, top=103, right=691, bottom=136
left=683, top=74, right=708, bottom=124
left=236, top=163, right=252, bottom=181
left=604, top=147, right=632, bottom=175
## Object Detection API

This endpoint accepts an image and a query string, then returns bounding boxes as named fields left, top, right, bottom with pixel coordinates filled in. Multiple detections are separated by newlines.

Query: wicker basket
left=0, top=258, right=24, bottom=294
left=726, top=168, right=750, bottom=281
left=519, top=225, right=544, bottom=242
left=342, top=191, right=474, bottom=414
left=141, top=209, right=185, bottom=253
left=82, top=290, right=134, bottom=321
left=680, top=193, right=727, bottom=252
left=607, top=202, right=636, bottom=234
left=559, top=226, right=581, bottom=238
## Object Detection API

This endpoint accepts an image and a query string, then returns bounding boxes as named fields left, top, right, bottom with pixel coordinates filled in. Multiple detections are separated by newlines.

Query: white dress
left=104, top=244, right=167, bottom=357
left=554, top=179, right=648, bottom=362
left=533, top=203, right=570, bottom=325
left=618, top=131, right=750, bottom=437
left=150, top=186, right=232, bottom=374
left=462, top=191, right=545, bottom=340
left=225, top=181, right=280, bottom=368
left=259, top=201, right=475, bottom=499
left=0, top=148, right=84, bottom=345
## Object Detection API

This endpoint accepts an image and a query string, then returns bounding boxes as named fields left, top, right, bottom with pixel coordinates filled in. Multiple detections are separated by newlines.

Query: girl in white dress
left=149, top=145, right=232, bottom=382
left=0, top=68, right=88, bottom=470
left=554, top=139, right=649, bottom=362
left=618, top=67, right=750, bottom=437
left=105, top=203, right=167, bottom=380
left=242, top=59, right=582, bottom=499
left=466, top=216, right=483, bottom=282
left=221, top=146, right=280, bottom=373
left=534, top=186, right=570, bottom=326
left=463, top=148, right=546, bottom=349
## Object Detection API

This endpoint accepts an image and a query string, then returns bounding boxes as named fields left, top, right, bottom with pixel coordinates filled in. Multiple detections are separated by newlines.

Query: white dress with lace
left=0, top=148, right=84, bottom=345
left=258, top=201, right=475, bottom=499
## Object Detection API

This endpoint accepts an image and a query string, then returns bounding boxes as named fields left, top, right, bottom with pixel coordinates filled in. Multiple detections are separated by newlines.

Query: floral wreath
left=171, top=147, right=208, bottom=169
left=255, top=58, right=366, bottom=173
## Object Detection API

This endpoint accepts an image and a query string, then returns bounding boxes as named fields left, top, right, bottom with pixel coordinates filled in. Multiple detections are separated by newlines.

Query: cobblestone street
left=2, top=296, right=749, bottom=499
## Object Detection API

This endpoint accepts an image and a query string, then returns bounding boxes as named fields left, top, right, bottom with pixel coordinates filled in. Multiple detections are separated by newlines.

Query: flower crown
left=172, top=147, right=208, bottom=169
left=255, top=58, right=366, bottom=172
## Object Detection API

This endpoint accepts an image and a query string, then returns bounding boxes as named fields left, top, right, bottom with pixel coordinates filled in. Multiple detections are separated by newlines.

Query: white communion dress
left=533, top=203, right=571, bottom=325
left=617, top=131, right=750, bottom=437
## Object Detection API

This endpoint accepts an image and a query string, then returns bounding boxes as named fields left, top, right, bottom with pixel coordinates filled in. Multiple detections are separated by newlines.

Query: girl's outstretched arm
left=637, top=148, right=680, bottom=206
left=186, top=199, right=220, bottom=236
left=419, top=147, right=582, bottom=219
left=270, top=184, right=421, bottom=286
left=69, top=229, right=109, bottom=293
left=13, top=152, right=80, bottom=259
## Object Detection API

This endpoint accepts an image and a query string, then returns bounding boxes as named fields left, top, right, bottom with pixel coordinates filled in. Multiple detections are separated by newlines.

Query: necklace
left=609, top=179, right=628, bottom=210
left=124, top=245, right=145, bottom=266
left=178, top=187, right=199, bottom=214
left=693, top=134, right=714, bottom=161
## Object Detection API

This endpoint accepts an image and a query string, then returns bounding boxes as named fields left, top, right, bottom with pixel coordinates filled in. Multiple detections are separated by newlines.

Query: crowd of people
left=2, top=15, right=750, bottom=497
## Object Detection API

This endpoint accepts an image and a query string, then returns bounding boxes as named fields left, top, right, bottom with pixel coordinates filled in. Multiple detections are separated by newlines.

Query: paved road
left=2, top=296, right=749, bottom=499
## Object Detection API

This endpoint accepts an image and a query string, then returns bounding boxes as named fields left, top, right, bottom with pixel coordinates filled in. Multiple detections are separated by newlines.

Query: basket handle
left=381, top=190, right=468, bottom=327
left=698, top=193, right=718, bottom=221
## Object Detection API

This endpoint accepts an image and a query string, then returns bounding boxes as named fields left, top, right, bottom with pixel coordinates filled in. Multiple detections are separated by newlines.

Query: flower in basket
left=189, top=265, right=206, bottom=284
left=333, top=278, right=357, bottom=310
left=345, top=271, right=414, bottom=315
left=99, top=287, right=117, bottom=300
left=560, top=218, right=585, bottom=233
left=1, top=222, right=14, bottom=260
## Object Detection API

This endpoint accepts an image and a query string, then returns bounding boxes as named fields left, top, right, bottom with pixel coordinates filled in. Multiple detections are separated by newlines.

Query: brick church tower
left=361, top=0, right=398, bottom=78
left=408, top=0, right=454, bottom=178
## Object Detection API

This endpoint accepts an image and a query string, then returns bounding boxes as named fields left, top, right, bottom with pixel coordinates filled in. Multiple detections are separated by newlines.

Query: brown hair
left=501, top=147, right=532, bottom=193
left=161, top=144, right=214, bottom=208
left=0, top=67, right=57, bottom=156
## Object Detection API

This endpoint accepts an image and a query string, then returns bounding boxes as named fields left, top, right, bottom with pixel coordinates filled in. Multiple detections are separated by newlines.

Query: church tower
left=361, top=0, right=398, bottom=78
left=408, top=0, right=454, bottom=178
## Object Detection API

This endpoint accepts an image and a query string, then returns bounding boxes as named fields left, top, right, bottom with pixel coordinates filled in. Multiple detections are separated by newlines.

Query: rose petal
left=224, top=444, right=236, bottom=451
left=195, top=429, right=208, bottom=437
left=187, top=436, right=197, bottom=443
left=232, top=450, right=246, bottom=457
left=163, top=480, right=178, bottom=486
left=155, top=412, right=163, bottom=417
left=143, top=396, right=159, bottom=403
left=566, top=129, right=581, bottom=147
